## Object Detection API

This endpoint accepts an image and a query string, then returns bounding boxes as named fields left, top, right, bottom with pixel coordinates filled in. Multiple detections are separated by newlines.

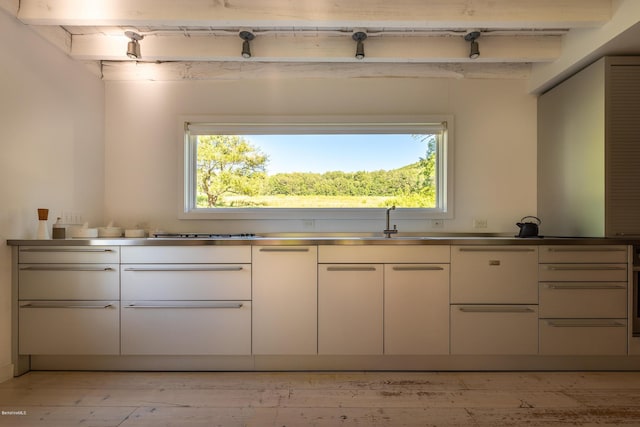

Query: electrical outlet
left=431, top=219, right=444, bottom=229
left=473, top=218, right=488, bottom=229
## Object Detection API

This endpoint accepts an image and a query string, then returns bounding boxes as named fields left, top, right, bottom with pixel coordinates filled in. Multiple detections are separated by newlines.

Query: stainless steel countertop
left=6, top=233, right=638, bottom=246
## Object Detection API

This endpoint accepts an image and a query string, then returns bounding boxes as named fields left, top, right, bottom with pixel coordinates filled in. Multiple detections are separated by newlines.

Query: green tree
left=196, top=135, right=268, bottom=207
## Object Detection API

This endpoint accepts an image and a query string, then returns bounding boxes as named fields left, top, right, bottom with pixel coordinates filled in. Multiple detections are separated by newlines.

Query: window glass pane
left=194, top=133, right=440, bottom=209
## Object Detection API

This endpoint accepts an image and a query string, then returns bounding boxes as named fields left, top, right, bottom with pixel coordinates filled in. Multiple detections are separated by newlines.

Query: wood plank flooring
left=0, top=371, right=639, bottom=426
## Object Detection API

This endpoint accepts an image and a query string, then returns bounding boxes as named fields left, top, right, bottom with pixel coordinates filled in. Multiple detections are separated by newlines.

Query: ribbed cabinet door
left=252, top=246, right=318, bottom=355
left=607, top=63, right=640, bottom=236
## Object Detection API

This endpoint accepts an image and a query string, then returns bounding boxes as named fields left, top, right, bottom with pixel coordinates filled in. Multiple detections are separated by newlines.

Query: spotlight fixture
left=464, top=30, right=481, bottom=59
left=124, top=31, right=143, bottom=59
left=239, top=30, right=255, bottom=59
left=352, top=30, right=367, bottom=60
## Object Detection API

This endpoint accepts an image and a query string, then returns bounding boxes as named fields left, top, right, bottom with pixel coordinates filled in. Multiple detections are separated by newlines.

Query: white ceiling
left=1, top=0, right=638, bottom=91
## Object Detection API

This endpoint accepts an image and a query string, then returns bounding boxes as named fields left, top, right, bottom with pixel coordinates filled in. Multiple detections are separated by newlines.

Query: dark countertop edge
left=5, top=237, right=638, bottom=246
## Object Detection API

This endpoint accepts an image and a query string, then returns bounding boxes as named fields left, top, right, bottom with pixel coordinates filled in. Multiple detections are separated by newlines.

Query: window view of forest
left=195, top=133, right=438, bottom=209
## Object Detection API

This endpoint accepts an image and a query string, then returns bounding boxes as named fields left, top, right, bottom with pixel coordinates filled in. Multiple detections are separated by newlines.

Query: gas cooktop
left=151, top=233, right=257, bottom=239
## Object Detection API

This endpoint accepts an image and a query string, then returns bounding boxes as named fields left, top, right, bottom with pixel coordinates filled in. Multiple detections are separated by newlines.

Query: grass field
left=198, top=195, right=395, bottom=208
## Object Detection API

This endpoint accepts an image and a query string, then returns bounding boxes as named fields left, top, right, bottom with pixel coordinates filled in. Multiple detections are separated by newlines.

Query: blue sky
left=246, top=134, right=428, bottom=175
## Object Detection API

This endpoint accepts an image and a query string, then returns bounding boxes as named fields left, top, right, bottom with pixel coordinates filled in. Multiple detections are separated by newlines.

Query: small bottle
left=36, top=208, right=50, bottom=240
left=52, top=217, right=66, bottom=239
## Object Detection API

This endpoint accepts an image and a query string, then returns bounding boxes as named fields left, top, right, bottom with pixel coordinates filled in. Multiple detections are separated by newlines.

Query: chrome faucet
left=384, top=206, right=398, bottom=238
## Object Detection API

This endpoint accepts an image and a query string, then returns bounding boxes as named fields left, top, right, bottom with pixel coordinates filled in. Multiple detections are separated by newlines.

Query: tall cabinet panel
left=538, top=56, right=640, bottom=237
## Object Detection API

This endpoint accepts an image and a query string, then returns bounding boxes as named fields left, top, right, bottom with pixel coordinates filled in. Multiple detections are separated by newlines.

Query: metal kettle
left=516, top=216, right=541, bottom=238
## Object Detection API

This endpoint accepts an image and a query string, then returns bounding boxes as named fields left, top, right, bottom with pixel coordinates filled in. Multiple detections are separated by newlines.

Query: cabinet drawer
left=121, top=264, right=251, bottom=300
left=19, top=264, right=119, bottom=300
left=19, top=246, right=119, bottom=263
left=451, top=246, right=538, bottom=304
left=318, top=245, right=450, bottom=263
left=121, top=301, right=251, bottom=355
left=539, top=245, right=628, bottom=263
left=539, top=319, right=627, bottom=355
left=539, top=282, right=627, bottom=318
left=450, top=305, right=538, bottom=355
left=19, top=301, right=119, bottom=355
left=538, top=264, right=627, bottom=282
left=121, top=246, right=251, bottom=264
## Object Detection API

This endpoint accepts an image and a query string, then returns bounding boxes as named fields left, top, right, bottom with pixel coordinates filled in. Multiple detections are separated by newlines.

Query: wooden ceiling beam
left=17, top=0, right=611, bottom=29
left=100, top=61, right=531, bottom=81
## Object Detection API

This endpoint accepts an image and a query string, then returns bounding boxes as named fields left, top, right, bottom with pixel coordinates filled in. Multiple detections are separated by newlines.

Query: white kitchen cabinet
left=538, top=245, right=628, bottom=355
left=121, top=246, right=252, bottom=356
left=450, top=305, right=539, bottom=355
left=19, top=301, right=119, bottom=355
left=121, top=264, right=251, bottom=300
left=252, top=246, right=318, bottom=355
left=17, top=246, right=121, bottom=356
left=384, top=264, right=449, bottom=355
left=451, top=246, right=538, bottom=304
left=121, top=301, right=251, bottom=355
left=318, top=264, right=383, bottom=355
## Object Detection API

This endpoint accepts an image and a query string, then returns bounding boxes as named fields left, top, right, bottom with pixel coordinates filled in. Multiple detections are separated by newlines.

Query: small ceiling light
left=352, top=30, right=367, bottom=60
left=464, top=30, right=481, bottom=59
left=239, top=30, right=255, bottom=59
left=125, top=31, right=143, bottom=59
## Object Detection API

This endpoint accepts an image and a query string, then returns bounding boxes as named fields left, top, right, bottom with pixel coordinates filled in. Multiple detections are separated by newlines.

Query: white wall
left=0, top=10, right=105, bottom=380
left=104, top=77, right=537, bottom=234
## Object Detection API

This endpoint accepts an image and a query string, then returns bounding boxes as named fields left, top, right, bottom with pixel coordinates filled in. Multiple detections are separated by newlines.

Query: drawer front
left=19, top=264, right=119, bottom=300
left=539, top=245, right=628, bottom=263
left=318, top=245, right=450, bottom=263
left=121, top=301, right=251, bottom=355
left=539, top=319, right=627, bottom=355
left=450, top=305, right=538, bottom=355
left=19, top=301, right=119, bottom=355
left=121, top=246, right=251, bottom=264
left=451, top=246, right=538, bottom=303
left=538, top=264, right=627, bottom=282
left=19, top=246, right=119, bottom=263
left=121, top=264, right=251, bottom=300
left=538, top=282, right=627, bottom=318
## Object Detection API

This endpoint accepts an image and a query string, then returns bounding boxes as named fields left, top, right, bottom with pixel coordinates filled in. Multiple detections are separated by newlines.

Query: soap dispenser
left=52, top=217, right=66, bottom=239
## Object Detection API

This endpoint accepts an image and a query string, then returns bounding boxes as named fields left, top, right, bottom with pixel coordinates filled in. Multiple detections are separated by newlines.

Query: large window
left=183, top=117, right=453, bottom=220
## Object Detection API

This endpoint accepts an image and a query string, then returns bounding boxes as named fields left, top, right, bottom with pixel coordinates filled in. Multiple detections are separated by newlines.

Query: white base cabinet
left=252, top=246, right=318, bottom=355
left=450, top=305, right=539, bottom=355
left=384, top=264, right=449, bottom=355
left=538, top=245, right=628, bottom=356
left=120, top=246, right=252, bottom=356
left=121, top=301, right=251, bottom=355
left=19, top=301, right=119, bottom=355
left=318, top=264, right=383, bottom=355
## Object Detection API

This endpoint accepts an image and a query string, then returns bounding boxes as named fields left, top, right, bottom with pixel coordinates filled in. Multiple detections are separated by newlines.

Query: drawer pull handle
left=20, top=303, right=115, bottom=309
left=20, top=248, right=114, bottom=253
left=392, top=266, right=444, bottom=271
left=125, top=303, right=243, bottom=309
left=326, top=266, right=377, bottom=272
left=123, top=266, right=243, bottom=272
left=259, top=248, right=310, bottom=252
left=546, top=247, right=626, bottom=253
left=20, top=266, right=114, bottom=272
left=545, top=283, right=626, bottom=290
left=458, top=306, right=534, bottom=313
left=458, top=248, right=535, bottom=252
left=546, top=266, right=626, bottom=271
left=546, top=320, right=625, bottom=328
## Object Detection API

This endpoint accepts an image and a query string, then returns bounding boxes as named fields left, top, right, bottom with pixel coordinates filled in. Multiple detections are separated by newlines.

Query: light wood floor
left=0, top=371, right=639, bottom=426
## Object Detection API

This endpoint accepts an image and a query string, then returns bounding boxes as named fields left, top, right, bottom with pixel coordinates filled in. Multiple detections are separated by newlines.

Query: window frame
left=181, top=115, right=454, bottom=220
